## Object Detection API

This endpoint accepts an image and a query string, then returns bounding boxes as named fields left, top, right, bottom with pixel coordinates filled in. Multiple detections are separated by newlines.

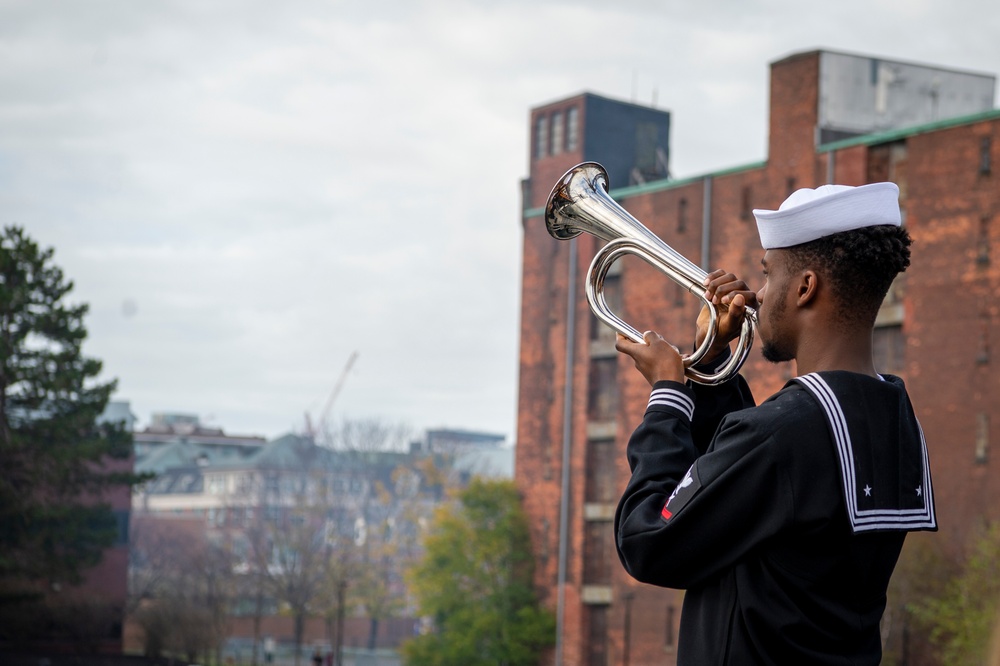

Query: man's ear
left=796, top=270, right=819, bottom=307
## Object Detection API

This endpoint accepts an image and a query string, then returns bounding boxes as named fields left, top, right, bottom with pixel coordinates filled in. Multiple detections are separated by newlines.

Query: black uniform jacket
left=614, top=369, right=936, bottom=666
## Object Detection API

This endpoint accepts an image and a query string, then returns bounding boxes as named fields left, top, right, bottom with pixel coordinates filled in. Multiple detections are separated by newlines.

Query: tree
left=880, top=532, right=953, bottom=666
left=242, top=436, right=340, bottom=666
left=129, top=516, right=237, bottom=663
left=909, top=523, right=1000, bottom=666
left=330, top=416, right=417, bottom=652
left=402, top=478, right=555, bottom=666
left=0, top=227, right=145, bottom=612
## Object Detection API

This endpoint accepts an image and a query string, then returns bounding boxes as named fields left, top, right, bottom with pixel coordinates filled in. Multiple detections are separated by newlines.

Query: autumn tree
left=402, top=478, right=555, bottom=666
left=330, top=417, right=416, bottom=651
left=129, top=515, right=238, bottom=662
left=0, top=226, right=145, bottom=631
left=243, top=437, right=334, bottom=666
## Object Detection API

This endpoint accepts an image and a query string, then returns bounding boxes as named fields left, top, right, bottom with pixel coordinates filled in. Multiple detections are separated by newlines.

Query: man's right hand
left=695, top=270, right=759, bottom=363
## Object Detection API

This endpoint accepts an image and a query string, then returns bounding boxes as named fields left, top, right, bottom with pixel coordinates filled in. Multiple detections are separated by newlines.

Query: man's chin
left=761, top=344, right=793, bottom=364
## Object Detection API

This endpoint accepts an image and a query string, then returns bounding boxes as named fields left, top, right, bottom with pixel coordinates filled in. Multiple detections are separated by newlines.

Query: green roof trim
left=817, top=107, right=1000, bottom=152
left=523, top=159, right=767, bottom=219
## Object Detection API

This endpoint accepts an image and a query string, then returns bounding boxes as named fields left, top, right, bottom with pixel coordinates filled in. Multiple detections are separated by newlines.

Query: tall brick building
left=516, top=49, right=999, bottom=665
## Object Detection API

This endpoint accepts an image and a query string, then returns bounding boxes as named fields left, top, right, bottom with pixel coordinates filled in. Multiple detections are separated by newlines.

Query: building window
left=539, top=517, right=551, bottom=563
left=786, top=177, right=797, bottom=196
left=978, top=310, right=990, bottom=365
left=587, top=606, right=608, bottom=666
left=567, top=106, right=580, bottom=152
left=590, top=274, right=622, bottom=342
left=551, top=111, right=564, bottom=156
left=585, top=439, right=616, bottom=503
left=535, top=114, right=548, bottom=160
left=665, top=604, right=676, bottom=649
left=114, top=510, right=130, bottom=545
left=587, top=358, right=618, bottom=422
left=207, top=475, right=226, bottom=495
left=873, top=324, right=905, bottom=374
left=978, top=216, right=991, bottom=266
left=235, top=473, right=252, bottom=495
left=231, top=507, right=247, bottom=527
left=980, top=137, right=992, bottom=175
left=976, top=412, right=989, bottom=464
left=583, top=522, right=612, bottom=584
left=635, top=122, right=658, bottom=176
left=741, top=186, right=752, bottom=221
left=678, top=197, right=688, bottom=233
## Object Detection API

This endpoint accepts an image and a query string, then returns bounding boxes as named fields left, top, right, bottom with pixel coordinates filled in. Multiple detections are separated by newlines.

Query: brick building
left=515, top=49, right=999, bottom=665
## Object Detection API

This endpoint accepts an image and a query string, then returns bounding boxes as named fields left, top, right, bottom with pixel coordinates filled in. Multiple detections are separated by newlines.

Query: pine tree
left=0, top=226, right=142, bottom=595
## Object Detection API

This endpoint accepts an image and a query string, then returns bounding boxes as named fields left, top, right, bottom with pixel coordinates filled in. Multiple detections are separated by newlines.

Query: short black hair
left=785, top=224, right=912, bottom=326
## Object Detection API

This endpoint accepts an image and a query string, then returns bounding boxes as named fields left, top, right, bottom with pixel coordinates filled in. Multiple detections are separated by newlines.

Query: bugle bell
left=544, top=162, right=756, bottom=386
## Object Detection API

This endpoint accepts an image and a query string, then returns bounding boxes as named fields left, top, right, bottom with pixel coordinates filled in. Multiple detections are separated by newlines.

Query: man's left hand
left=615, top=330, right=685, bottom=386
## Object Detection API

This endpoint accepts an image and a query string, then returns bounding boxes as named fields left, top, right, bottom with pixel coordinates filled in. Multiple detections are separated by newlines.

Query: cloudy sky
left=3, top=0, right=998, bottom=442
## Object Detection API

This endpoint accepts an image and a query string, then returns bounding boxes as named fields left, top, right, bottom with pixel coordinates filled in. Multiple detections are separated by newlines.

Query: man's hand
left=616, top=331, right=685, bottom=387
left=695, top=270, right=759, bottom=363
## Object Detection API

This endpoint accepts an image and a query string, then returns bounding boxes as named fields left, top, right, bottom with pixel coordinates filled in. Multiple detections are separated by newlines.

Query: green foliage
left=402, top=478, right=555, bottom=666
left=0, top=226, right=144, bottom=596
left=909, top=523, right=1000, bottom=666
left=880, top=532, right=954, bottom=666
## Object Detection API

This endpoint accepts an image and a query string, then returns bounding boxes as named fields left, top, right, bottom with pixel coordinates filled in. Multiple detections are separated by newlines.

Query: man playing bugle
left=614, top=182, right=936, bottom=665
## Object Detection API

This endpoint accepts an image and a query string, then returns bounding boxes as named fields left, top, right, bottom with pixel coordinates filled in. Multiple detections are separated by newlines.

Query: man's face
left=756, top=250, right=796, bottom=364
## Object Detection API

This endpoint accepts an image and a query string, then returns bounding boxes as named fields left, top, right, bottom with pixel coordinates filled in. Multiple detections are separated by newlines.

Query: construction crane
left=304, top=351, right=359, bottom=445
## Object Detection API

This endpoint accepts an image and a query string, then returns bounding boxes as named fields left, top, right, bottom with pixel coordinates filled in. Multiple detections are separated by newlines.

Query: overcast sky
left=3, top=0, right=998, bottom=442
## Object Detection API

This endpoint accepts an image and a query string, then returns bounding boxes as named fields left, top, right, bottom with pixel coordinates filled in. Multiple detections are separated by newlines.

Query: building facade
left=516, top=49, right=999, bottom=665
left=129, top=420, right=513, bottom=658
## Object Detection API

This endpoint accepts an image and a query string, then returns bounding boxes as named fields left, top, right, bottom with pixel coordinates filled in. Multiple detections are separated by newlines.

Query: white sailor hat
left=753, top=182, right=901, bottom=250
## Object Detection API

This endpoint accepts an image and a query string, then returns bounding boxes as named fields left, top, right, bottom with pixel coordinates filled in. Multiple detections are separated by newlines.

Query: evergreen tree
left=0, top=226, right=142, bottom=597
left=402, top=478, right=555, bottom=666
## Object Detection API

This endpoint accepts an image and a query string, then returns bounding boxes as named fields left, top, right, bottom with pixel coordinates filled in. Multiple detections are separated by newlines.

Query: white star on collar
left=916, top=485, right=922, bottom=497
left=863, top=484, right=872, bottom=497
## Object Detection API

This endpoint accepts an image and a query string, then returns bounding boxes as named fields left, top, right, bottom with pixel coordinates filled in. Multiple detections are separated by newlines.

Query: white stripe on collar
left=794, top=373, right=936, bottom=533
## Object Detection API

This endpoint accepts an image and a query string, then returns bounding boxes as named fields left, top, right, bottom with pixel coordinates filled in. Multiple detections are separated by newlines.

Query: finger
left=704, top=272, right=742, bottom=303
left=714, top=279, right=747, bottom=294
left=722, top=288, right=759, bottom=310
left=615, top=333, right=644, bottom=356
left=718, top=285, right=757, bottom=307
left=642, top=330, right=662, bottom=344
left=701, top=269, right=726, bottom=287
left=726, top=293, right=746, bottom=318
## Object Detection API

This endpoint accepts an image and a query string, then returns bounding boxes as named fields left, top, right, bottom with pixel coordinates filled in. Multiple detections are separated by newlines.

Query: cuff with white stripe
left=647, top=381, right=695, bottom=421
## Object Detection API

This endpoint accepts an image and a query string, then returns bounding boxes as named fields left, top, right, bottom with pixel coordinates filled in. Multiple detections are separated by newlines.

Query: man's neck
left=795, top=328, right=877, bottom=378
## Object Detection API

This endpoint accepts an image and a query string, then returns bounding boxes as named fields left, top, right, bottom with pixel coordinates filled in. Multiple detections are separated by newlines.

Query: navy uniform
left=614, top=180, right=936, bottom=664
left=614, top=356, right=936, bottom=665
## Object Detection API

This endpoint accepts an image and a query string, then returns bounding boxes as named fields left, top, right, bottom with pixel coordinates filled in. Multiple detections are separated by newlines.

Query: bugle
left=544, top=162, right=755, bottom=385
